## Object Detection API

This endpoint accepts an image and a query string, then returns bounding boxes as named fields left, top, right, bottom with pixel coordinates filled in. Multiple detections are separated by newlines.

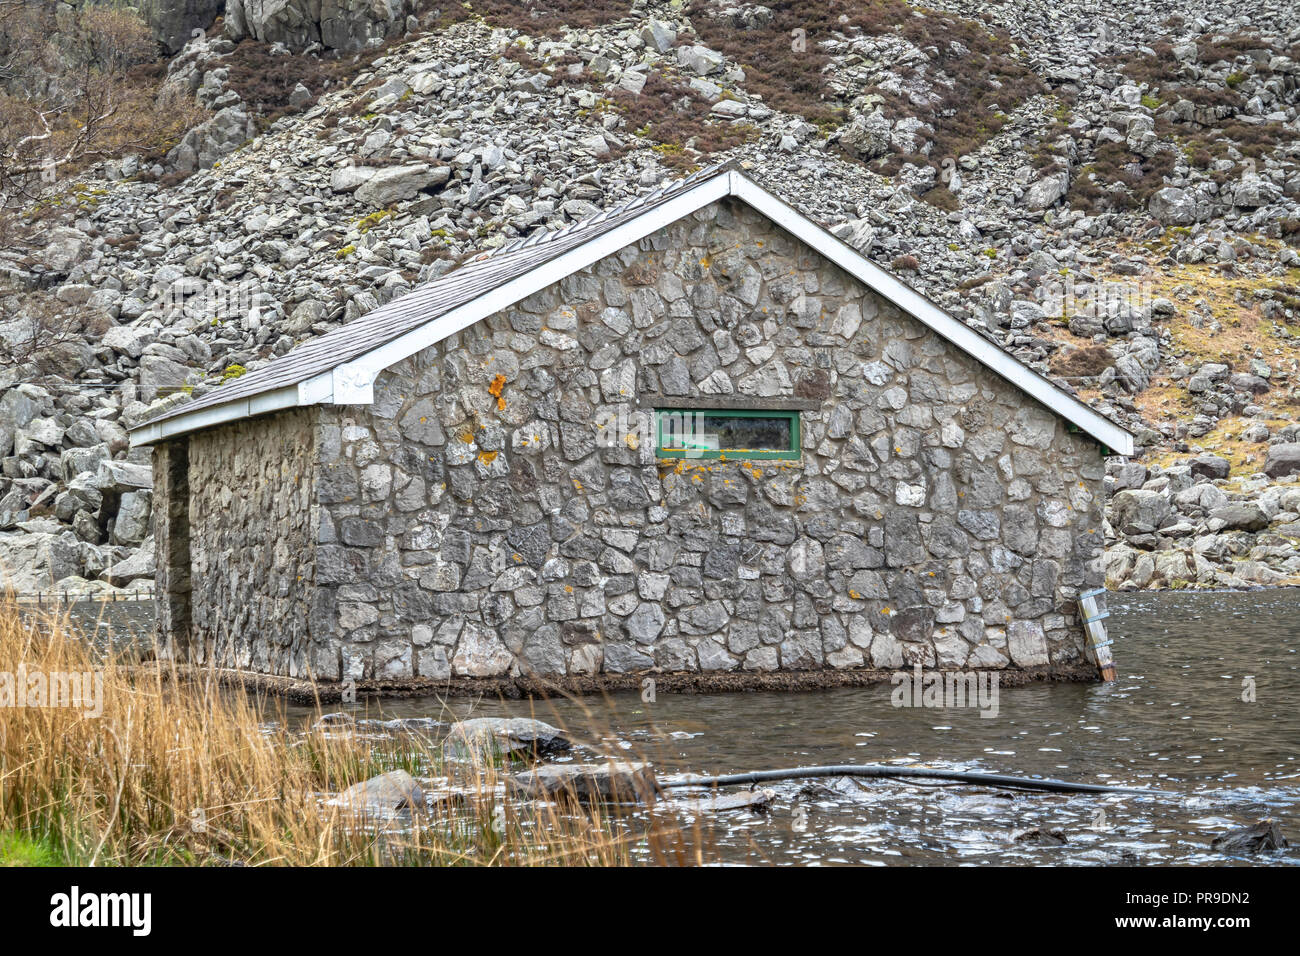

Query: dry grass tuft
left=1145, top=415, right=1294, bottom=477
left=0, top=598, right=695, bottom=866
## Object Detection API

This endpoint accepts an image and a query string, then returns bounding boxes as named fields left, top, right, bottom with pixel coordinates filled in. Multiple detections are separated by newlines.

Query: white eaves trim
left=131, top=169, right=1133, bottom=456
left=129, top=385, right=301, bottom=447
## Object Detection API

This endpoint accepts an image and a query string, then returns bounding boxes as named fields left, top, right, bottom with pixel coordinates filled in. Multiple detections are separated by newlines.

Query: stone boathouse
left=129, top=165, right=1134, bottom=689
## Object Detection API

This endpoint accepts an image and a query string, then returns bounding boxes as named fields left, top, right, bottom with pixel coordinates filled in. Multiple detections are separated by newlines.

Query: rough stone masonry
left=153, top=196, right=1108, bottom=686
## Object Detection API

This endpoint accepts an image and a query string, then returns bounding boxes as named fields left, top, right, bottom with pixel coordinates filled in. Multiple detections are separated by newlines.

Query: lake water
left=76, top=589, right=1300, bottom=865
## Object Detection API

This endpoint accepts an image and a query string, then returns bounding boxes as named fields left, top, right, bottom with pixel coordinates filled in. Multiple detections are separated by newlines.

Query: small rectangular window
left=655, top=408, right=801, bottom=460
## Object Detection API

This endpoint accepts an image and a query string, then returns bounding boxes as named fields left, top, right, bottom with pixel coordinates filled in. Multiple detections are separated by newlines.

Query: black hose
left=658, top=765, right=1162, bottom=796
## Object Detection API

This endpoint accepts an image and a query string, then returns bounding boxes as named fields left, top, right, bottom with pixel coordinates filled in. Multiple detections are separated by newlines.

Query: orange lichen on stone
left=478, top=450, right=498, bottom=464
left=488, top=373, right=507, bottom=411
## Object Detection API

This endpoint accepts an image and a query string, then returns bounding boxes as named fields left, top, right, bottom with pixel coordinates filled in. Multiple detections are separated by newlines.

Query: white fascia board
left=299, top=372, right=334, bottom=405
left=727, top=173, right=1135, bottom=456
left=128, top=385, right=301, bottom=447
left=327, top=173, right=735, bottom=402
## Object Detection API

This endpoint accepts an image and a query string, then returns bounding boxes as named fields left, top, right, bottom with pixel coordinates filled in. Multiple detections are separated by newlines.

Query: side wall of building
left=308, top=197, right=1107, bottom=681
left=182, top=408, right=324, bottom=676
left=152, top=438, right=192, bottom=659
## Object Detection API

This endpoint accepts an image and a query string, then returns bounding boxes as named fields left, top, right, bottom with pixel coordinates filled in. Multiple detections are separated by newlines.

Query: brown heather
left=687, top=0, right=1044, bottom=168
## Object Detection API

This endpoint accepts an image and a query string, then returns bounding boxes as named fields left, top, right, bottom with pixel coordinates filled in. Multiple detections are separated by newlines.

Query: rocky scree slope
left=1, top=0, right=1299, bottom=597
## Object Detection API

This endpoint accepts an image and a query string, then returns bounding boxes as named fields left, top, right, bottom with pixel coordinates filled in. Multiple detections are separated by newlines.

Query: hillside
left=2, top=0, right=1299, bottom=595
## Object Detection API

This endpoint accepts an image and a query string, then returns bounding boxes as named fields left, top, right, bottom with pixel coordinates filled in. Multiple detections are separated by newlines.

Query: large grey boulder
left=167, top=106, right=256, bottom=173
left=1189, top=455, right=1230, bottom=481
left=330, top=165, right=378, bottom=193
left=94, top=460, right=153, bottom=495
left=1025, top=170, right=1070, bottom=210
left=139, top=0, right=224, bottom=54
left=102, top=325, right=151, bottom=359
left=0, top=531, right=83, bottom=592
left=104, top=539, right=156, bottom=587
left=225, top=0, right=417, bottom=53
left=60, top=444, right=111, bottom=483
left=354, top=164, right=450, bottom=207
left=1209, top=503, right=1269, bottom=532
left=676, top=44, right=725, bottom=75
left=1109, top=489, right=1171, bottom=533
left=1109, top=461, right=1148, bottom=491
left=640, top=20, right=676, bottom=53
left=111, top=491, right=152, bottom=546
left=836, top=111, right=892, bottom=162
left=35, top=228, right=88, bottom=273
left=1232, top=176, right=1282, bottom=209
left=0, top=387, right=47, bottom=438
left=1264, top=444, right=1300, bottom=479
left=138, top=355, right=195, bottom=400
left=1148, top=186, right=1199, bottom=225
left=14, top=418, right=64, bottom=455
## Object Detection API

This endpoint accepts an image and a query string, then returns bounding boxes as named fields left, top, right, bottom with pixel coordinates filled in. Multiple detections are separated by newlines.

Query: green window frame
left=654, top=408, right=801, bottom=461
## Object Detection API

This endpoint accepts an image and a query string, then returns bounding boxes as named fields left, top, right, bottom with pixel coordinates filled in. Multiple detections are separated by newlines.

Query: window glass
left=655, top=409, right=800, bottom=460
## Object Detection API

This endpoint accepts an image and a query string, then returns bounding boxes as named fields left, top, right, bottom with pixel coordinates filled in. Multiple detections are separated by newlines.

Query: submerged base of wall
left=141, top=662, right=1101, bottom=705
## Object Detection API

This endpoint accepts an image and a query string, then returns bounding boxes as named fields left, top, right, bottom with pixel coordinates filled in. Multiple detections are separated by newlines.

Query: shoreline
left=140, top=660, right=1101, bottom=705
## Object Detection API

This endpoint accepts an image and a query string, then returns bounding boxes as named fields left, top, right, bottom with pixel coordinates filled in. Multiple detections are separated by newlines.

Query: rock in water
left=667, top=788, right=776, bottom=812
left=334, top=770, right=426, bottom=812
left=509, top=761, right=660, bottom=804
left=442, top=717, right=571, bottom=760
left=1011, top=826, right=1068, bottom=846
left=1211, top=820, right=1287, bottom=855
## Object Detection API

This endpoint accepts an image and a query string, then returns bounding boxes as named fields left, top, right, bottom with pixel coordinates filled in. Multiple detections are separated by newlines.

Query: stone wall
left=306, top=197, right=1107, bottom=681
left=184, top=408, right=322, bottom=675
